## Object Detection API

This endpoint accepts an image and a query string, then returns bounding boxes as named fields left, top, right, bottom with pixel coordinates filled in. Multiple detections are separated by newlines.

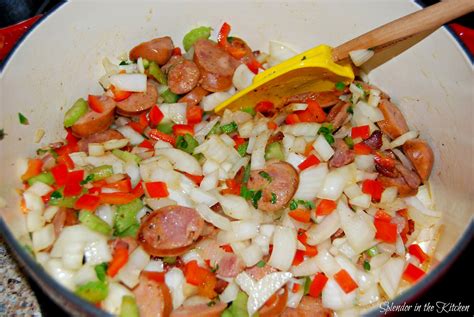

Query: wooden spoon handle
left=332, top=0, right=474, bottom=62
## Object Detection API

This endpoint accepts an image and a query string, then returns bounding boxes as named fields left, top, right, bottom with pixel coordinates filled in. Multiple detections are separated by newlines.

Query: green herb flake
left=0, top=128, right=5, bottom=140
left=347, top=106, right=354, bottom=114
left=270, top=193, right=277, bottom=205
left=119, top=60, right=130, bottom=66
left=80, top=174, right=95, bottom=185
left=241, top=107, right=256, bottom=116
left=363, top=260, right=371, bottom=271
left=298, top=199, right=315, bottom=210
left=240, top=185, right=254, bottom=201
left=258, top=171, right=272, bottom=183
left=207, top=122, right=221, bottom=136
left=343, top=136, right=354, bottom=149
left=50, top=190, right=63, bottom=200
left=252, top=190, right=263, bottom=208
left=211, top=264, right=219, bottom=273
left=256, top=260, right=266, bottom=268
left=18, top=113, right=29, bottom=125
left=335, top=81, right=346, bottom=91
left=207, top=301, right=216, bottom=307
left=289, top=199, right=298, bottom=210
left=317, top=123, right=335, bottom=145
left=220, top=121, right=238, bottom=134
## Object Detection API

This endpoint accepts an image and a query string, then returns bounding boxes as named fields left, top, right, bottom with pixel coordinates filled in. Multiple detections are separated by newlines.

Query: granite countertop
left=0, top=236, right=41, bottom=317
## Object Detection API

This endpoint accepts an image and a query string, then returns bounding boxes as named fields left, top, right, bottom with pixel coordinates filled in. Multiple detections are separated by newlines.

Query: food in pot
left=18, top=22, right=440, bottom=316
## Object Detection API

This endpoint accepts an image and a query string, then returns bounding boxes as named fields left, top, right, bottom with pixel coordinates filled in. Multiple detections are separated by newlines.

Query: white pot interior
left=0, top=0, right=472, bottom=313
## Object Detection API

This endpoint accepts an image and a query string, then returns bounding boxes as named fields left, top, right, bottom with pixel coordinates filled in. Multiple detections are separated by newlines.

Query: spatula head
left=214, top=45, right=354, bottom=113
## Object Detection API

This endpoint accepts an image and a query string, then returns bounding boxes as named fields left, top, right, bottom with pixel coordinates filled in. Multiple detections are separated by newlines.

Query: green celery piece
left=207, top=122, right=221, bottom=136
left=237, top=142, right=248, bottom=157
left=366, top=246, right=379, bottom=257
left=142, top=58, right=150, bottom=69
left=112, top=149, right=141, bottom=164
left=220, top=121, right=238, bottom=134
left=161, top=89, right=179, bottom=103
left=176, top=134, right=199, bottom=154
left=242, top=163, right=251, bottom=183
left=222, top=291, right=249, bottom=317
left=27, top=171, right=55, bottom=186
left=156, top=122, right=174, bottom=134
left=182, top=26, right=212, bottom=51
left=241, top=107, right=256, bottom=116
left=49, top=196, right=77, bottom=208
left=343, top=136, right=354, bottom=149
left=120, top=296, right=139, bottom=317
left=148, top=61, right=167, bottom=85
left=75, top=281, right=108, bottom=303
left=90, top=165, right=113, bottom=181
left=95, top=263, right=108, bottom=282
left=114, top=199, right=143, bottom=237
left=264, top=142, right=284, bottom=161
left=79, top=211, right=112, bottom=235
left=64, top=98, right=88, bottom=128
left=163, top=256, right=177, bottom=264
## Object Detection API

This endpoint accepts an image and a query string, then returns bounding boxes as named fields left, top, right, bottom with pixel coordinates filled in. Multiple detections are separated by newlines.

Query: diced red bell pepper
left=374, top=210, right=398, bottom=243
left=402, top=263, right=425, bottom=283
left=351, top=125, right=370, bottom=139
left=232, top=135, right=246, bottom=149
left=107, top=243, right=129, bottom=277
left=288, top=209, right=311, bottom=223
left=267, top=121, right=278, bottom=130
left=128, top=121, right=146, bottom=134
left=111, top=86, right=132, bottom=102
left=292, top=250, right=305, bottom=266
left=142, top=271, right=166, bottom=284
left=217, top=22, right=247, bottom=59
left=316, top=199, right=337, bottom=216
left=149, top=105, right=164, bottom=127
left=334, top=269, right=358, bottom=293
left=185, top=260, right=209, bottom=286
left=408, top=244, right=429, bottom=264
left=182, top=172, right=204, bottom=185
left=57, top=153, right=75, bottom=170
left=220, top=244, right=233, bottom=253
left=309, top=273, right=328, bottom=298
left=246, top=58, right=263, bottom=74
left=172, top=124, right=194, bottom=136
left=296, top=101, right=326, bottom=123
left=362, top=179, right=384, bottom=202
left=103, top=178, right=132, bottom=193
left=139, top=112, right=149, bottom=128
left=88, top=95, right=105, bottom=113
left=187, top=105, right=203, bottom=125
left=145, top=181, right=169, bottom=198
left=138, top=139, right=154, bottom=149
left=21, top=159, right=43, bottom=181
left=149, top=129, right=176, bottom=146
left=354, top=143, right=372, bottom=155
left=222, top=179, right=241, bottom=195
left=51, top=163, right=69, bottom=186
left=397, top=208, right=411, bottom=243
left=297, top=229, right=308, bottom=245
left=292, top=283, right=301, bottom=293
left=74, top=194, right=100, bottom=211
left=255, top=101, right=275, bottom=115
left=285, top=113, right=301, bottom=125
left=67, top=170, right=85, bottom=184
left=64, top=182, right=82, bottom=197
left=99, top=192, right=139, bottom=205
left=298, top=154, right=320, bottom=171
left=304, top=245, right=318, bottom=257
left=172, top=47, right=182, bottom=56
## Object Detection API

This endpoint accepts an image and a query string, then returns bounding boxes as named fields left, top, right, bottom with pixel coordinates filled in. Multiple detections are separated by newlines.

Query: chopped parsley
left=241, top=106, right=256, bottom=116
left=50, top=190, right=63, bottom=200
left=363, top=260, right=371, bottom=271
left=289, top=199, right=298, bottom=210
left=240, top=185, right=254, bottom=200
left=258, top=171, right=272, bottom=183
left=211, top=264, right=219, bottom=273
left=271, top=193, right=277, bottom=204
left=220, top=121, right=238, bottom=134
left=335, top=81, right=346, bottom=91
left=237, top=141, right=248, bottom=157
left=18, top=113, right=29, bottom=125
left=317, top=123, right=335, bottom=145
left=289, top=199, right=315, bottom=210
left=346, top=105, right=354, bottom=114
left=119, top=60, right=131, bottom=65
left=80, top=174, right=95, bottom=185
left=256, top=260, right=266, bottom=268
left=252, top=190, right=262, bottom=208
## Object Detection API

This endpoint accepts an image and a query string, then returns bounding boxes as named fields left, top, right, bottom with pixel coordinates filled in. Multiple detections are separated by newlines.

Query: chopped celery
left=142, top=58, right=150, bottom=69
left=242, top=163, right=251, bottom=183
left=182, top=26, right=212, bottom=51
left=27, top=171, right=55, bottom=186
left=64, top=98, right=88, bottom=128
left=114, top=199, right=142, bottom=237
left=148, top=61, right=167, bottom=85
left=156, top=122, right=174, bottom=134
left=344, top=136, right=354, bottom=149
left=49, top=195, right=77, bottom=208
left=75, top=280, right=108, bottom=303
left=163, top=256, right=177, bottom=264
left=237, top=142, right=248, bottom=157
left=207, top=122, right=221, bottom=136
left=120, top=296, right=139, bottom=317
left=366, top=246, right=379, bottom=257
left=222, top=291, right=249, bottom=317
left=264, top=142, right=284, bottom=161
left=112, top=149, right=141, bottom=164
left=79, top=210, right=112, bottom=235
left=176, top=134, right=199, bottom=154
left=241, top=106, right=256, bottom=116
left=220, top=121, right=238, bottom=134
left=161, top=89, right=179, bottom=103
left=95, top=263, right=108, bottom=282
left=90, top=165, right=113, bottom=181
left=256, top=260, right=265, bottom=268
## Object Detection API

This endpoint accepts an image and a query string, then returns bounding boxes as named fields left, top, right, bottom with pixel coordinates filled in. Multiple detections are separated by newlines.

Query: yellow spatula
left=214, top=0, right=474, bottom=113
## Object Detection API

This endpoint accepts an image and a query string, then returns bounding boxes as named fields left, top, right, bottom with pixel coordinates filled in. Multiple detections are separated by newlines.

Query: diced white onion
left=23, top=191, right=44, bottom=213
left=388, top=130, right=419, bottom=148
left=44, top=259, right=75, bottom=290
left=159, top=103, right=188, bottom=124
left=219, top=194, right=252, bottom=220
left=251, top=131, right=271, bottom=170
left=282, top=123, right=321, bottom=136
left=144, top=259, right=164, bottom=272
left=306, top=210, right=340, bottom=245
left=95, top=204, right=115, bottom=226
left=349, top=193, right=371, bottom=209
left=103, top=138, right=129, bottom=150
left=103, top=283, right=133, bottom=315
left=26, top=209, right=45, bottom=232
left=240, top=243, right=263, bottom=267
left=379, top=257, right=405, bottom=298
left=51, top=225, right=108, bottom=258
left=117, top=125, right=145, bottom=145
left=220, top=281, right=239, bottom=303
left=196, top=203, right=231, bottom=231
left=165, top=268, right=186, bottom=309
left=117, top=246, right=150, bottom=288
left=349, top=49, right=375, bottom=67
left=232, top=64, right=255, bottom=91
left=293, top=163, right=328, bottom=200
left=338, top=201, right=376, bottom=253
left=194, top=118, right=220, bottom=143
left=317, top=164, right=355, bottom=201
left=109, top=73, right=147, bottom=92
left=315, top=248, right=341, bottom=276
left=268, top=226, right=297, bottom=271
left=84, top=239, right=112, bottom=266
left=313, top=135, right=334, bottom=161
left=26, top=182, right=53, bottom=197
left=322, top=278, right=357, bottom=310
left=291, top=255, right=320, bottom=277
left=201, top=92, right=232, bottom=111
left=268, top=40, right=299, bottom=67
left=32, top=224, right=55, bottom=251
left=380, top=187, right=398, bottom=204
left=343, top=183, right=363, bottom=199
left=43, top=206, right=59, bottom=222
left=62, top=241, right=84, bottom=270
left=88, top=143, right=105, bottom=156
left=355, top=154, right=375, bottom=172
left=155, top=148, right=202, bottom=175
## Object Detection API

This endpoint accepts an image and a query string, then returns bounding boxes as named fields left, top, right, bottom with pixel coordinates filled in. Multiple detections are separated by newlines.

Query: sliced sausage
left=130, top=36, right=174, bottom=66
left=247, top=161, right=299, bottom=212
left=161, top=56, right=184, bottom=74
left=178, top=86, right=210, bottom=106
left=285, top=90, right=343, bottom=108
left=395, top=163, right=421, bottom=190
left=282, top=296, right=333, bottom=317
left=133, top=275, right=172, bottom=317
left=52, top=208, right=78, bottom=237
left=200, top=70, right=234, bottom=92
left=116, top=80, right=158, bottom=117
left=193, top=39, right=240, bottom=77
left=216, top=253, right=244, bottom=278
left=246, top=264, right=276, bottom=281
left=326, top=101, right=350, bottom=130
left=170, top=302, right=227, bottom=317
left=377, top=175, right=418, bottom=197
left=362, top=130, right=383, bottom=150
left=71, top=96, right=116, bottom=138
left=77, top=129, right=124, bottom=153
left=138, top=205, right=204, bottom=257
left=259, top=287, right=288, bottom=317
left=227, top=37, right=254, bottom=64
left=376, top=99, right=409, bottom=139
left=402, top=139, right=434, bottom=182
left=168, top=60, right=201, bottom=94
left=329, top=139, right=354, bottom=168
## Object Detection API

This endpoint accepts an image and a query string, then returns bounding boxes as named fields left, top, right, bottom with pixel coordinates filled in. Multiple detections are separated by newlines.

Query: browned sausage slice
left=199, top=70, right=233, bottom=92
left=285, top=90, right=343, bottom=108
left=362, top=130, right=383, bottom=150
left=326, top=101, right=350, bottom=130
left=71, top=96, right=116, bottom=138
left=216, top=253, right=244, bottom=278
left=133, top=275, right=172, bottom=317
left=402, top=139, right=434, bottom=183
left=247, top=161, right=299, bottom=212
left=138, top=206, right=204, bottom=257
left=329, top=139, right=354, bottom=168
left=178, top=86, right=210, bottom=106
left=170, top=302, right=227, bottom=317
left=194, top=39, right=240, bottom=77
left=377, top=175, right=418, bottom=197
left=168, top=60, right=201, bottom=94
left=246, top=263, right=276, bottom=281
left=377, top=99, right=409, bottom=139
left=282, top=296, right=333, bottom=317
left=77, top=129, right=124, bottom=153
left=130, top=36, right=174, bottom=66
left=116, top=80, right=158, bottom=117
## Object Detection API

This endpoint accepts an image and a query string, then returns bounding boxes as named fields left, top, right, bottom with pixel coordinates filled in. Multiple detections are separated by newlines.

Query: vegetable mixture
left=19, top=22, right=441, bottom=316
